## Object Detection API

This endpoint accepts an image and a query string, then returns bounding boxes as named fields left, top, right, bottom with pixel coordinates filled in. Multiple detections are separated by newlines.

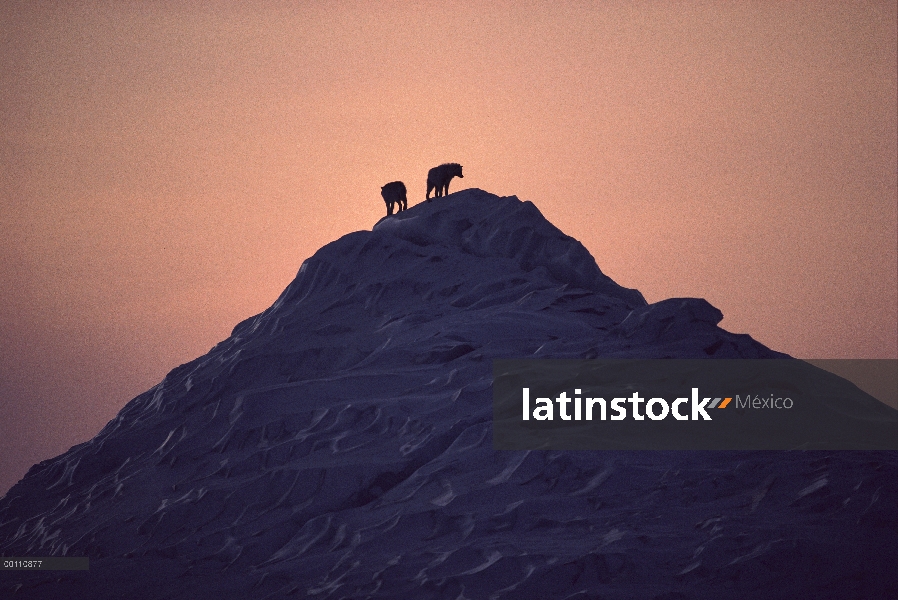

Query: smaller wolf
left=426, top=163, right=463, bottom=200
left=381, top=181, right=407, bottom=216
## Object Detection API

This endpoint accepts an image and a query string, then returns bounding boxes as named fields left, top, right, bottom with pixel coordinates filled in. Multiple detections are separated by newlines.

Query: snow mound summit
left=256, top=187, right=646, bottom=339
left=227, top=188, right=772, bottom=362
left=371, top=189, right=645, bottom=307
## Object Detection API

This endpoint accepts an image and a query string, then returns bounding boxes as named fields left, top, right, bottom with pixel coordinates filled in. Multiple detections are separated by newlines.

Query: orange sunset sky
left=1, top=1, right=896, bottom=494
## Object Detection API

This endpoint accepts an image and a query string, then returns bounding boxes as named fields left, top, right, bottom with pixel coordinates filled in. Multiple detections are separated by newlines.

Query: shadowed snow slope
left=1, top=190, right=895, bottom=599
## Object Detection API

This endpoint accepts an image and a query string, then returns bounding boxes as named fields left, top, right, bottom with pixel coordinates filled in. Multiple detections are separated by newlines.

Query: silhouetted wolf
left=426, top=163, right=463, bottom=200
left=381, top=181, right=407, bottom=216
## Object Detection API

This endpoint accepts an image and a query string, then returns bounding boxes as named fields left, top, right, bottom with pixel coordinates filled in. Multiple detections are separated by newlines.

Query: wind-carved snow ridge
left=0, top=188, right=895, bottom=600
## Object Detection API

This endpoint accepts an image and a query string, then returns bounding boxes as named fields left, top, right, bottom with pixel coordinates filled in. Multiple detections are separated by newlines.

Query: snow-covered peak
left=370, top=189, right=645, bottom=306
left=2, top=189, right=892, bottom=600
left=248, top=189, right=643, bottom=336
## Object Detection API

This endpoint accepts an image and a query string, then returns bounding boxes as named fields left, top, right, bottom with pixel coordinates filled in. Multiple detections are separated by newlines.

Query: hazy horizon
left=1, top=1, right=896, bottom=495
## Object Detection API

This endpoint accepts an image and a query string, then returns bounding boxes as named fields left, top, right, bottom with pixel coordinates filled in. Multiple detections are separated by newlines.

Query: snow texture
left=1, top=189, right=895, bottom=599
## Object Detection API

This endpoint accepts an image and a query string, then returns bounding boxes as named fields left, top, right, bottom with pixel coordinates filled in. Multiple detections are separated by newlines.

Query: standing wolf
left=426, top=163, right=464, bottom=200
left=381, top=181, right=407, bottom=216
